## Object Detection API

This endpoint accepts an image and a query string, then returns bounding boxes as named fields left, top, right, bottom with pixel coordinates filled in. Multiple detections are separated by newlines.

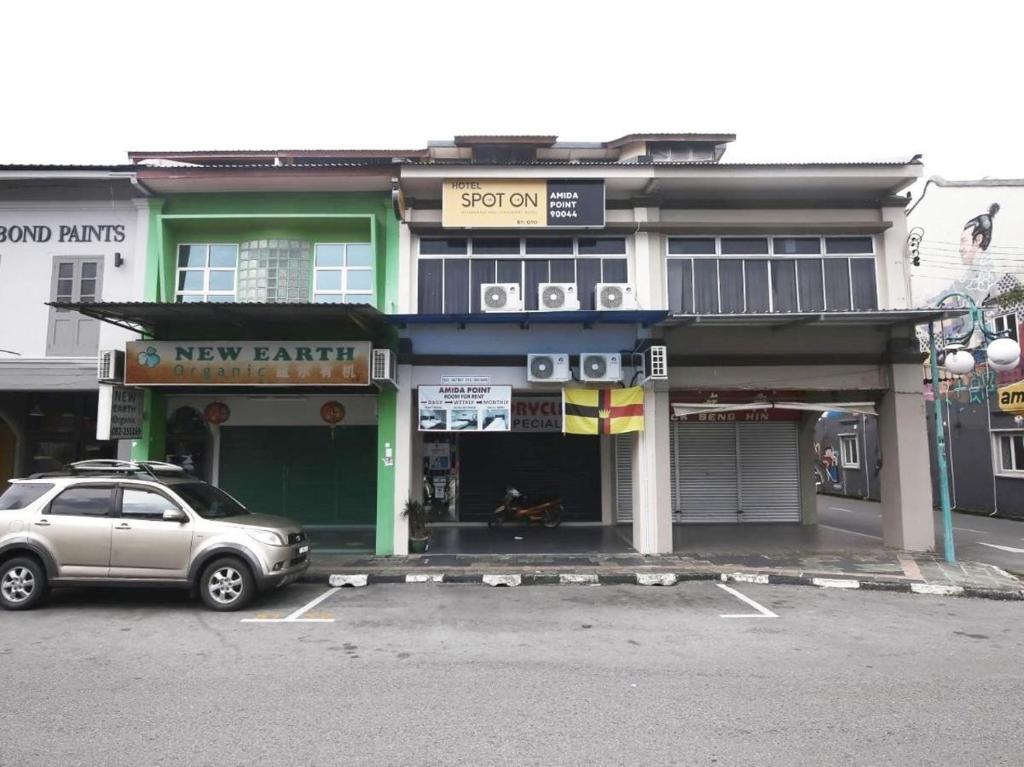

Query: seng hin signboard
left=442, top=179, right=605, bottom=228
left=418, top=385, right=512, bottom=432
left=125, top=341, right=371, bottom=386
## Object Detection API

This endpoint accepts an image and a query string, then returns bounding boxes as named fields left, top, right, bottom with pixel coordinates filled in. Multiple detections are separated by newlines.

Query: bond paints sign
left=96, top=385, right=144, bottom=440
left=418, top=385, right=512, bottom=432
left=442, top=180, right=605, bottom=228
left=124, top=341, right=371, bottom=386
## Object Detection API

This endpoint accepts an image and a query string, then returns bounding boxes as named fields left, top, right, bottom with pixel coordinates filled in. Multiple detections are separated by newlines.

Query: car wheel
left=199, top=557, right=255, bottom=612
left=0, top=557, right=48, bottom=611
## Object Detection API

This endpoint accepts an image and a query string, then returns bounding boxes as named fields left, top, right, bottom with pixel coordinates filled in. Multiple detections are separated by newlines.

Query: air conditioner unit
left=641, top=345, right=668, bottom=381
left=537, top=283, right=579, bottom=312
left=595, top=283, right=637, bottom=311
left=480, top=283, right=522, bottom=312
left=579, top=353, right=622, bottom=382
left=97, top=349, right=125, bottom=384
left=371, top=348, right=398, bottom=388
left=527, top=353, right=571, bottom=382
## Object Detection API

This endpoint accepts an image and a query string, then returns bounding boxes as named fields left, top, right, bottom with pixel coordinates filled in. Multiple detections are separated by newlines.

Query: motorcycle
left=488, top=487, right=563, bottom=529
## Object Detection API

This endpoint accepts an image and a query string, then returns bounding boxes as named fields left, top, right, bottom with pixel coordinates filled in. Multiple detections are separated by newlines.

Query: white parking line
left=716, top=583, right=778, bottom=619
left=819, top=524, right=882, bottom=540
left=977, top=542, right=1024, bottom=554
left=241, top=587, right=340, bottom=624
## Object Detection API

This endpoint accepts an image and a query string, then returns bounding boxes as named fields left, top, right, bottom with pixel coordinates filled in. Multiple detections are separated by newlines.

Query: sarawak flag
left=562, top=387, right=645, bottom=435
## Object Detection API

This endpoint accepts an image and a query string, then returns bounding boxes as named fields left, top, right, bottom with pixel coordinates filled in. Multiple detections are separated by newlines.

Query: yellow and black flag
left=562, top=387, right=645, bottom=435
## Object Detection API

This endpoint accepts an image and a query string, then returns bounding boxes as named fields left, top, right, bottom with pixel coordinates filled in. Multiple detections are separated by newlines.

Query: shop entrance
left=219, top=425, right=377, bottom=527
left=455, top=432, right=601, bottom=523
left=0, top=417, right=15, bottom=488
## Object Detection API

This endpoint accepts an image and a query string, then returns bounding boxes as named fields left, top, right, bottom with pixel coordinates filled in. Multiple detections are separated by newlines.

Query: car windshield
left=173, top=482, right=249, bottom=519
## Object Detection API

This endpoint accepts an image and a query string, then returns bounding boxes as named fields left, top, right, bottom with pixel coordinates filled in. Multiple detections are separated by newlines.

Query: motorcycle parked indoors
left=488, top=487, right=563, bottom=529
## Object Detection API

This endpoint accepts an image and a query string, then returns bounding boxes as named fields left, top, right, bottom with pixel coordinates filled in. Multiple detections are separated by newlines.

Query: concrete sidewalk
left=301, top=549, right=1024, bottom=600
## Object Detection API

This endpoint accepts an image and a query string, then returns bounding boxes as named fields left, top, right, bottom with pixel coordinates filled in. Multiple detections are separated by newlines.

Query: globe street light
left=929, top=292, right=1022, bottom=563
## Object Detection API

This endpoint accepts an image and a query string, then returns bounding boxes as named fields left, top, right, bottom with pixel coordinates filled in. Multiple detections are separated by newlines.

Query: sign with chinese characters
left=124, top=341, right=371, bottom=386
left=441, top=179, right=605, bottom=228
left=418, top=385, right=512, bottom=432
left=96, top=385, right=144, bottom=440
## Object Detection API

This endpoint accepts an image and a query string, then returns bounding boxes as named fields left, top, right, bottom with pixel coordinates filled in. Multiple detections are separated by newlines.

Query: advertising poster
left=96, top=384, right=144, bottom=440
left=418, top=385, right=512, bottom=432
left=442, top=179, right=605, bottom=228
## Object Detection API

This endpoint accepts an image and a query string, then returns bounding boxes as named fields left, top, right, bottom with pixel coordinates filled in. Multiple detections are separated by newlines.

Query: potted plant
left=403, top=498, right=430, bottom=554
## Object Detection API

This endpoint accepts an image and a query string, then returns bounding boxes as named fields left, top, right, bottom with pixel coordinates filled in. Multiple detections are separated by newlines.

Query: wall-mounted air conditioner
left=97, top=349, right=125, bottom=384
left=527, top=353, right=571, bottom=382
left=641, top=345, right=668, bottom=382
left=371, top=348, right=398, bottom=388
left=595, top=283, right=636, bottom=311
left=579, top=353, right=622, bottom=382
left=537, top=283, right=579, bottom=312
left=480, top=283, right=522, bottom=312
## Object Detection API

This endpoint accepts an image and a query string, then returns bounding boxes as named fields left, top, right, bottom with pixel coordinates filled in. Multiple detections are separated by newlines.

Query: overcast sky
left=2, top=0, right=1022, bottom=183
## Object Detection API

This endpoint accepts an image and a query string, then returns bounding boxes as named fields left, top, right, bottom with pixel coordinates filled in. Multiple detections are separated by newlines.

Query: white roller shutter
left=672, top=422, right=739, bottom=523
left=614, top=434, right=633, bottom=523
left=737, top=422, right=801, bottom=522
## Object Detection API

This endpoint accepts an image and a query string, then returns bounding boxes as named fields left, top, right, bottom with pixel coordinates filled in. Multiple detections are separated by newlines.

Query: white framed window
left=313, top=243, right=374, bottom=304
left=994, top=431, right=1024, bottom=476
left=839, top=433, right=860, bottom=468
left=993, top=312, right=1019, bottom=344
left=176, top=244, right=238, bottom=303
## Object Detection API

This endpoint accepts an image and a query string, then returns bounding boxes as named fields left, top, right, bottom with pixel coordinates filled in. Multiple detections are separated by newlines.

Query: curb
left=304, top=570, right=1024, bottom=601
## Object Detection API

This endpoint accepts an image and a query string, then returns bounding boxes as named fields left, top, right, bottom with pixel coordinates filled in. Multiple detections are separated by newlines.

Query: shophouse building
left=0, top=167, right=152, bottom=486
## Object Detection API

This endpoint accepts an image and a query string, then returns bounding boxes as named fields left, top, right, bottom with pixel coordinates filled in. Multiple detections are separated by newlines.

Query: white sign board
left=97, top=385, right=144, bottom=440
left=418, top=385, right=512, bottom=432
left=441, top=375, right=491, bottom=386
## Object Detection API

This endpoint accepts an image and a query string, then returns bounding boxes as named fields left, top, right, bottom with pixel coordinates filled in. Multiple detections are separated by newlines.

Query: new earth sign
left=442, top=180, right=605, bottom=228
left=125, top=341, right=371, bottom=386
left=96, top=385, right=144, bottom=440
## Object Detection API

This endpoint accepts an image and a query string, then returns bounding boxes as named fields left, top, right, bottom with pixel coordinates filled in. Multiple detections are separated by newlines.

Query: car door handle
left=115, top=523, right=132, bottom=530
left=34, top=520, right=51, bottom=527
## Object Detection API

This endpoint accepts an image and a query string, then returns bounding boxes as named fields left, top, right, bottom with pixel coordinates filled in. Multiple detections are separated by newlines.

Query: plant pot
left=409, top=536, right=430, bottom=554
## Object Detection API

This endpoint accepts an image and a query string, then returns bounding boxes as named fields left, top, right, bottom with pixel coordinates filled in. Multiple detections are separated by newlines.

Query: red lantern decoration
left=203, top=401, right=231, bottom=426
left=320, top=401, right=346, bottom=440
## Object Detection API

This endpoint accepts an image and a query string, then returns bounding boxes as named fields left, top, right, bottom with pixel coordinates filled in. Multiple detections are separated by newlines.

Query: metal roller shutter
left=737, top=422, right=801, bottom=522
left=672, top=422, right=739, bottom=523
left=614, top=434, right=633, bottom=523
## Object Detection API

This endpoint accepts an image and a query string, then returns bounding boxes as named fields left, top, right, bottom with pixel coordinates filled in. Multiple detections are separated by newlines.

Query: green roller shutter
left=218, top=426, right=377, bottom=526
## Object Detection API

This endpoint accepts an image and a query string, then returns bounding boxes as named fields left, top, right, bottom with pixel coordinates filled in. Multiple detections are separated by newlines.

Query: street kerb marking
left=716, top=583, right=779, bottom=619
left=241, top=587, right=341, bottom=623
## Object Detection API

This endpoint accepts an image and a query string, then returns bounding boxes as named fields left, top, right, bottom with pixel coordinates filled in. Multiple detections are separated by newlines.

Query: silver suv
left=0, top=460, right=309, bottom=611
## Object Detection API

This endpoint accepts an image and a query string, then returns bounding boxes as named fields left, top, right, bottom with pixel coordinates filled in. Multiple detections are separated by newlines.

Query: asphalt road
left=818, top=495, right=1024, bottom=574
left=2, top=582, right=1023, bottom=766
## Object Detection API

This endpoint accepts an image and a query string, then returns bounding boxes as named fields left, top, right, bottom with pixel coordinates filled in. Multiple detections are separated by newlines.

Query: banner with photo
left=418, top=385, right=512, bottom=432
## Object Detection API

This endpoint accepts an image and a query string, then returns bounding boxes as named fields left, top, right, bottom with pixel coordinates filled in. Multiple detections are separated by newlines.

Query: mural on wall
left=813, top=441, right=840, bottom=488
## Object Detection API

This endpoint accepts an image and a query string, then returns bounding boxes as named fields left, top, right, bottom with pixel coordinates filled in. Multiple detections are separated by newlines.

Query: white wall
left=0, top=198, right=149, bottom=359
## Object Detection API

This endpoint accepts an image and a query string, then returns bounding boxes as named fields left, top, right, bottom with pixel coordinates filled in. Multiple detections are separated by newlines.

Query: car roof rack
left=66, top=460, right=187, bottom=482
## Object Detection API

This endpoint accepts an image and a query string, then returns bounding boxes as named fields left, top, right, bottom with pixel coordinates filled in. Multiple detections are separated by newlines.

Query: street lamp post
left=928, top=292, right=1021, bottom=563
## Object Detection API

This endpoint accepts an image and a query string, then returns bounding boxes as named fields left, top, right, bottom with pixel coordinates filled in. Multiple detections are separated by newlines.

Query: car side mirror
left=162, top=508, right=188, bottom=523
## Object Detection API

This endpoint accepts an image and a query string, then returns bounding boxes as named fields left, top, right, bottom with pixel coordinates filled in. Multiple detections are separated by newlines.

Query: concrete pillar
left=631, top=207, right=663, bottom=311
left=631, top=388, right=672, bottom=554
left=797, top=413, right=819, bottom=525
left=600, top=435, right=613, bottom=525
left=390, top=365, right=413, bottom=555
left=877, top=363, right=935, bottom=551
left=880, top=206, right=912, bottom=310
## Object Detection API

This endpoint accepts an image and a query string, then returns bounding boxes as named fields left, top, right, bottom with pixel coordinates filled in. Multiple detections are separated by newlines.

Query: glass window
left=667, top=259, right=693, bottom=313
left=772, top=260, right=798, bottom=312
left=721, top=237, right=769, bottom=255
left=994, top=313, right=1019, bottom=343
left=996, top=433, right=1024, bottom=474
left=719, top=260, right=744, bottom=313
left=313, top=243, right=375, bottom=304
left=824, top=260, right=852, bottom=311
left=694, top=260, right=719, bottom=313
left=47, top=486, right=112, bottom=517
left=316, top=271, right=342, bottom=291
left=745, top=260, right=770, bottom=312
left=525, top=237, right=572, bottom=255
left=577, top=237, right=626, bottom=255
left=420, top=237, right=468, bottom=255
left=825, top=236, right=873, bottom=254
left=315, top=244, right=344, bottom=268
left=0, top=483, right=53, bottom=510
left=840, top=434, right=860, bottom=468
left=850, top=258, right=878, bottom=310
left=347, top=270, right=373, bottom=291
left=797, top=259, right=825, bottom=311
left=669, top=238, right=716, bottom=255
left=475, top=238, right=521, bottom=255
left=773, top=237, right=821, bottom=255
left=172, top=483, right=249, bottom=519
left=176, top=244, right=238, bottom=302
left=346, top=243, right=373, bottom=267
left=121, top=488, right=179, bottom=520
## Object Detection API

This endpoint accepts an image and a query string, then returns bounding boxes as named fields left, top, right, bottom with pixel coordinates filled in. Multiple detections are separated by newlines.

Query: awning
left=671, top=401, right=877, bottom=418
left=46, top=301, right=393, bottom=339
left=388, top=310, right=668, bottom=328
left=660, top=308, right=965, bottom=329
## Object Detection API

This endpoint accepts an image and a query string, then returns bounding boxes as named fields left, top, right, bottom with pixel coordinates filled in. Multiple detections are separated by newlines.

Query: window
left=666, top=235, right=877, bottom=314
left=995, top=432, right=1024, bottom=475
left=0, top=483, right=53, bottom=511
left=172, top=483, right=249, bottom=519
left=176, top=244, right=238, bottom=302
left=121, top=488, right=180, bottom=520
left=417, top=236, right=627, bottom=313
left=313, top=243, right=374, bottom=304
left=47, top=485, right=113, bottom=517
left=47, top=257, right=103, bottom=356
left=839, top=434, right=860, bottom=469
left=993, top=313, right=1019, bottom=344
